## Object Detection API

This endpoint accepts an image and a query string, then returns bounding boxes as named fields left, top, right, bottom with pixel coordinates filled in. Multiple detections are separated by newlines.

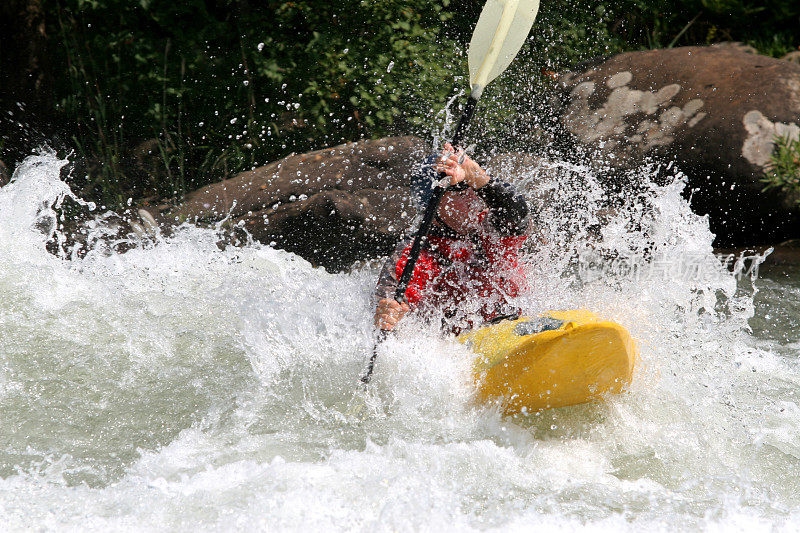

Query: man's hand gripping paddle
left=348, top=0, right=541, bottom=416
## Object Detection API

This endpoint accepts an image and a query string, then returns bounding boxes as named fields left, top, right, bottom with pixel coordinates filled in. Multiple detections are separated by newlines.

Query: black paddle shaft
left=361, top=95, right=478, bottom=384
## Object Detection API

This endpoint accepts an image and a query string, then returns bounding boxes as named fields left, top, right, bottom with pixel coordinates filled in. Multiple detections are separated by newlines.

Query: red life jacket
left=395, top=225, right=527, bottom=329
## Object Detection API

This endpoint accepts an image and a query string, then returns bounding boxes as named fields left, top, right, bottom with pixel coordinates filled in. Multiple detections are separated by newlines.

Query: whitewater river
left=1, top=152, right=798, bottom=531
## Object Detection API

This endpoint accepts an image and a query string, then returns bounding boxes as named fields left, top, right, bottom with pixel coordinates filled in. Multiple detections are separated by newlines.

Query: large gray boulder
left=554, top=45, right=800, bottom=246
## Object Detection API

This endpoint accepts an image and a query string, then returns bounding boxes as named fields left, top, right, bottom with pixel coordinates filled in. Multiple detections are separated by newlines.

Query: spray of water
left=0, top=150, right=798, bottom=530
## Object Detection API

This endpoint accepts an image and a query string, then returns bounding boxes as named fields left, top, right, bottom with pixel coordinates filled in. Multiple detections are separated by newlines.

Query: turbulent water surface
left=1, top=153, right=798, bottom=531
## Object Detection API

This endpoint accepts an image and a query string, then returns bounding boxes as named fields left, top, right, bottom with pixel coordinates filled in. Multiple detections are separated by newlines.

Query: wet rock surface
left=137, top=138, right=558, bottom=271
left=783, top=51, right=800, bottom=65
left=554, top=45, right=800, bottom=246
left=154, top=136, right=427, bottom=271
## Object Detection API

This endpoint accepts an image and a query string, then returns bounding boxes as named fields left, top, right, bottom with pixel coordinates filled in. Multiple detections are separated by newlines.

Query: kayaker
left=374, top=143, right=530, bottom=334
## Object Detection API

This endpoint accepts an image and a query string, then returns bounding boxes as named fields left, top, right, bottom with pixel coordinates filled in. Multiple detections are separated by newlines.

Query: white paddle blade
left=468, top=0, right=540, bottom=96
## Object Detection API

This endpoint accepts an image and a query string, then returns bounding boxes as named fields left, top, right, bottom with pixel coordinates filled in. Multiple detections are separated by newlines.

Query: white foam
left=0, top=151, right=798, bottom=531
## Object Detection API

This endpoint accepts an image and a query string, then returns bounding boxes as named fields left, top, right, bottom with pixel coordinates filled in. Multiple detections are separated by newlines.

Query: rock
left=485, top=152, right=550, bottom=179
left=710, top=41, right=758, bottom=55
left=167, top=136, right=427, bottom=271
left=762, top=247, right=800, bottom=273
left=554, top=45, right=800, bottom=246
left=237, top=188, right=412, bottom=271
left=0, top=159, right=8, bottom=187
left=783, top=51, right=800, bottom=65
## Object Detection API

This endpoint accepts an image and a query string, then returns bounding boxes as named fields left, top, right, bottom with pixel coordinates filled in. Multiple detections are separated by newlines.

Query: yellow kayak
left=458, top=310, right=636, bottom=413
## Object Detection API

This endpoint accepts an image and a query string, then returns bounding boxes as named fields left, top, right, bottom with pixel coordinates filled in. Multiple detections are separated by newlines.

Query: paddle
left=359, top=0, right=541, bottom=386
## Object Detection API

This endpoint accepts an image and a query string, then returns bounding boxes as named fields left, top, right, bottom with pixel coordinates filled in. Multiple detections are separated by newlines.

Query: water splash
left=0, top=151, right=74, bottom=247
left=0, top=150, right=798, bottom=530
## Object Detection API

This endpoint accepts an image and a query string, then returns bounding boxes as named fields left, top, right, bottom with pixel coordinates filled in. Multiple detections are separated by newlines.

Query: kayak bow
left=459, top=310, right=636, bottom=413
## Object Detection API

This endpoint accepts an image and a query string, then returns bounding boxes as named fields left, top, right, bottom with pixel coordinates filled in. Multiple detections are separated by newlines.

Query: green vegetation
left=46, top=0, right=460, bottom=206
left=1, top=0, right=798, bottom=207
left=763, top=134, right=800, bottom=203
left=600, top=0, right=799, bottom=56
